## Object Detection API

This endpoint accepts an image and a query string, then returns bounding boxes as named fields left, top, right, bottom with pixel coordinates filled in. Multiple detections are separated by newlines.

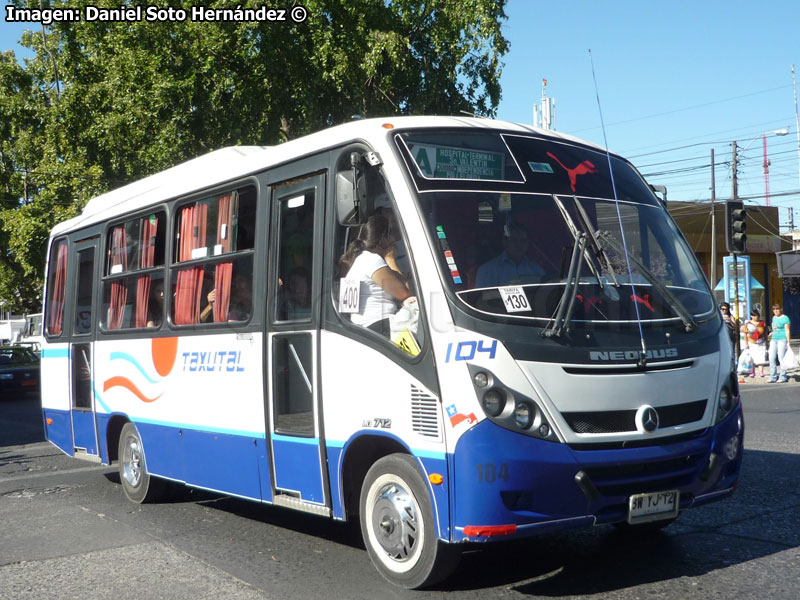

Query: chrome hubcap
left=122, top=436, right=142, bottom=488
left=371, top=482, right=419, bottom=562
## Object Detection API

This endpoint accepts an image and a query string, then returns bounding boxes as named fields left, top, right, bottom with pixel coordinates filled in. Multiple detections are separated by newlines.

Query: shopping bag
left=390, top=301, right=419, bottom=337
left=737, top=349, right=753, bottom=374
left=390, top=301, right=421, bottom=356
left=781, top=345, right=797, bottom=370
left=749, top=344, right=767, bottom=365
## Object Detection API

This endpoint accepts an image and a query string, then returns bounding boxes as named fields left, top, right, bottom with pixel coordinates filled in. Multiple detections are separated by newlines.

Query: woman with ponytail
left=339, top=214, right=416, bottom=336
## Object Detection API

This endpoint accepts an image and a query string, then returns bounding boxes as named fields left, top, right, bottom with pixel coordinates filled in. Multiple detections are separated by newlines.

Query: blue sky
left=3, top=1, right=800, bottom=225
left=496, top=1, right=800, bottom=227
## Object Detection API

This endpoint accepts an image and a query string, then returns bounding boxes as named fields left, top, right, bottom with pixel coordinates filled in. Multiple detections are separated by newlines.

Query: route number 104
left=445, top=339, right=497, bottom=362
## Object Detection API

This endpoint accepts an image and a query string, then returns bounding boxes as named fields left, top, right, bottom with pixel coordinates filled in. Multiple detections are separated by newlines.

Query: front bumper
left=450, top=404, right=743, bottom=542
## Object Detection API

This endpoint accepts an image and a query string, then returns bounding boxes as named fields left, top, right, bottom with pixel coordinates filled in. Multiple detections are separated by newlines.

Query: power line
left=569, top=85, right=793, bottom=135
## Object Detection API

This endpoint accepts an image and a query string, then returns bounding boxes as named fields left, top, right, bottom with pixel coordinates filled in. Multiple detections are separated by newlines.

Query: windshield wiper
left=595, top=231, right=698, bottom=333
left=542, top=233, right=587, bottom=338
left=573, top=198, right=620, bottom=290
left=552, top=196, right=607, bottom=290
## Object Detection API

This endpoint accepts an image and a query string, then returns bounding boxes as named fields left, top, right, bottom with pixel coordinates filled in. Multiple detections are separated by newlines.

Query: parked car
left=0, top=346, right=40, bottom=398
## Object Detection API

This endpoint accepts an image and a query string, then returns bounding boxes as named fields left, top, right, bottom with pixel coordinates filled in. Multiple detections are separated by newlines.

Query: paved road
left=1, top=385, right=800, bottom=599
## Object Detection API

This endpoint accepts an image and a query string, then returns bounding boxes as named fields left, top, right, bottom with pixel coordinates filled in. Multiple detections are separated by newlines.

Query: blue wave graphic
left=109, top=351, right=161, bottom=385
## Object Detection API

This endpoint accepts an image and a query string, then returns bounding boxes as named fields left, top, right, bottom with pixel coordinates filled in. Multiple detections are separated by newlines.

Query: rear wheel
left=118, top=422, right=165, bottom=503
left=359, top=454, right=460, bottom=589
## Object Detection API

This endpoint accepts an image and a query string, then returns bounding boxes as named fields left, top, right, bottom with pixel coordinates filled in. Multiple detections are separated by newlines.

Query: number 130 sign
left=498, top=286, right=530, bottom=313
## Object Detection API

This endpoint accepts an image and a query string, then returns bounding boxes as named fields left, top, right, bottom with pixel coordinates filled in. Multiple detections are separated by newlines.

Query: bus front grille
left=562, top=399, right=708, bottom=434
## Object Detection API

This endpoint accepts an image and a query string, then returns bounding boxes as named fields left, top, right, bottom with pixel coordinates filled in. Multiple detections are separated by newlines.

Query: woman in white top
left=338, top=215, right=416, bottom=335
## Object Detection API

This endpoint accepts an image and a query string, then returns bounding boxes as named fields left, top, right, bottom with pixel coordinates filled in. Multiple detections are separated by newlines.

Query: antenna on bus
left=588, top=50, right=648, bottom=368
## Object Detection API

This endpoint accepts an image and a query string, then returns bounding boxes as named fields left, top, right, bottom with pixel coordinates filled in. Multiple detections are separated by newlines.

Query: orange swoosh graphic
left=104, top=376, right=162, bottom=403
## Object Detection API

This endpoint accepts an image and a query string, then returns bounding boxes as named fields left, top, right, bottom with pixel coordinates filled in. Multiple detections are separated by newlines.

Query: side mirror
left=335, top=170, right=357, bottom=224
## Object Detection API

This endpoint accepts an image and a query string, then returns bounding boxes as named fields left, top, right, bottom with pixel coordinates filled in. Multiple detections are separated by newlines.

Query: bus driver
left=475, top=221, right=544, bottom=288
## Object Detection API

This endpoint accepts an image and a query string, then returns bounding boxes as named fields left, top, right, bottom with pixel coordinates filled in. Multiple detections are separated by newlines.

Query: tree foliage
left=0, top=0, right=509, bottom=312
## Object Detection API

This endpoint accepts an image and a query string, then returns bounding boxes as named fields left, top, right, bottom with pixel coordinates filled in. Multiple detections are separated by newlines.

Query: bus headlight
left=514, top=402, right=533, bottom=429
left=482, top=389, right=505, bottom=417
left=715, top=384, right=740, bottom=424
left=473, top=371, right=490, bottom=388
left=719, top=388, right=732, bottom=412
left=467, top=364, right=558, bottom=442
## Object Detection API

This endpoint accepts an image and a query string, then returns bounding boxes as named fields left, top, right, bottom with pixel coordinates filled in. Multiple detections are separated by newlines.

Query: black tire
left=359, top=454, right=460, bottom=589
left=118, top=422, right=165, bottom=503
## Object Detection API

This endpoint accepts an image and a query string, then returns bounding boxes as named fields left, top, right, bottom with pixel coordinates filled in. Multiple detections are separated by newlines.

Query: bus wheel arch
left=341, top=434, right=408, bottom=521
left=105, top=414, right=129, bottom=464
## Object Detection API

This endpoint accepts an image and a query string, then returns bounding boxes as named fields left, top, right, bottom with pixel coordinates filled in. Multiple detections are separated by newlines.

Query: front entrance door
left=69, top=238, right=100, bottom=461
left=266, top=173, right=329, bottom=514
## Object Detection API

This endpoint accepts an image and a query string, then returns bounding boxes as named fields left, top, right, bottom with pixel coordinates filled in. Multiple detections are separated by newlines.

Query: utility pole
left=763, top=134, right=771, bottom=206
left=793, top=64, right=800, bottom=187
left=731, top=141, right=741, bottom=358
left=710, top=149, right=717, bottom=288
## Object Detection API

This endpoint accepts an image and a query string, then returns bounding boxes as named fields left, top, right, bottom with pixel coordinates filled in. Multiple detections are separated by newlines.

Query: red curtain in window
left=174, top=204, right=207, bottom=324
left=108, top=227, right=129, bottom=330
left=47, top=242, right=68, bottom=335
left=213, top=194, right=235, bottom=322
left=135, top=215, right=158, bottom=327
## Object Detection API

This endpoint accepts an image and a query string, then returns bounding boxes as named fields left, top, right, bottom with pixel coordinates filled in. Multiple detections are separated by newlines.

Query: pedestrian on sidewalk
left=740, top=308, right=766, bottom=378
left=720, top=302, right=739, bottom=349
left=768, top=303, right=791, bottom=383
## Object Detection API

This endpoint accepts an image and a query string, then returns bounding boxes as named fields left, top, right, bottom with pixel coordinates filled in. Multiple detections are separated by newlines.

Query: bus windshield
left=397, top=131, right=714, bottom=325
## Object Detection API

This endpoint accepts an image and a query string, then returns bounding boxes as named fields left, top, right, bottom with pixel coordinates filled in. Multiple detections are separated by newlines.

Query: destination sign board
left=408, top=143, right=505, bottom=180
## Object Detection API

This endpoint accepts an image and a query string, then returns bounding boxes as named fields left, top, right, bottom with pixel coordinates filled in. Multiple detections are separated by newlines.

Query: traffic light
left=725, top=200, right=747, bottom=254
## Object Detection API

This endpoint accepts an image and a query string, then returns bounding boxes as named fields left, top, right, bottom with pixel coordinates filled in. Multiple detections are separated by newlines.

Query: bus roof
left=50, top=116, right=605, bottom=237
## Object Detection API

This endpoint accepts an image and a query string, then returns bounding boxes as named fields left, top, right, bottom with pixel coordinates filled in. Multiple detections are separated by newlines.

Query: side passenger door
left=265, top=172, right=330, bottom=513
left=68, top=237, right=101, bottom=461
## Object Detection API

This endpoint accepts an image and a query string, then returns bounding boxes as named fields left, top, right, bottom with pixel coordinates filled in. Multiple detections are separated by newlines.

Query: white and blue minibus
left=41, top=116, right=743, bottom=588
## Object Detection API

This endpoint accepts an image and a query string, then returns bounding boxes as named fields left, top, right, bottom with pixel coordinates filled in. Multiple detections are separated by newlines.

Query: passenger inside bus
left=474, top=221, right=544, bottom=288
left=372, top=204, right=410, bottom=278
left=146, top=279, right=165, bottom=327
left=338, top=214, right=416, bottom=336
left=200, top=273, right=252, bottom=322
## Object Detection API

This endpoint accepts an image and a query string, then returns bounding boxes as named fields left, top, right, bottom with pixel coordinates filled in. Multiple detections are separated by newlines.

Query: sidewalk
left=737, top=340, right=800, bottom=385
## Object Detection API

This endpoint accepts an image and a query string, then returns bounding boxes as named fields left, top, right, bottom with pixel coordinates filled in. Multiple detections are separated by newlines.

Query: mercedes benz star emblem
left=636, top=405, right=660, bottom=433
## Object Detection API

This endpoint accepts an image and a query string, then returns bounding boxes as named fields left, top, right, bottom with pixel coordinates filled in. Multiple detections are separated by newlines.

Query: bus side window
left=45, top=238, right=69, bottom=337
left=171, top=187, right=256, bottom=326
left=102, top=212, right=166, bottom=330
left=275, top=190, right=314, bottom=322
left=332, top=155, right=423, bottom=357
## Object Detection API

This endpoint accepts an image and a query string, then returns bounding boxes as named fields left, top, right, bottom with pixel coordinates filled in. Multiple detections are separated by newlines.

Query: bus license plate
left=627, top=490, right=679, bottom=524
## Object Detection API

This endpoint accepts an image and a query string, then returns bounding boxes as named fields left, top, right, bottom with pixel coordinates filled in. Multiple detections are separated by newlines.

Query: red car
left=0, top=346, right=40, bottom=398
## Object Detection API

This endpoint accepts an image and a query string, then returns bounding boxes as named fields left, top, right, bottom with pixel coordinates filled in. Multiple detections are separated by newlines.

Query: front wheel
left=359, top=454, right=460, bottom=589
left=118, top=422, right=165, bottom=503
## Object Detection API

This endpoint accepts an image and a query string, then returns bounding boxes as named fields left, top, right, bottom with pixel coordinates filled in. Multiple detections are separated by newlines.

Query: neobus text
left=589, top=348, right=679, bottom=361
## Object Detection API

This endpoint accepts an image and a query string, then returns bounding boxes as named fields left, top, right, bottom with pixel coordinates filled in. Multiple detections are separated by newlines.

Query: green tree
left=0, top=0, right=508, bottom=312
